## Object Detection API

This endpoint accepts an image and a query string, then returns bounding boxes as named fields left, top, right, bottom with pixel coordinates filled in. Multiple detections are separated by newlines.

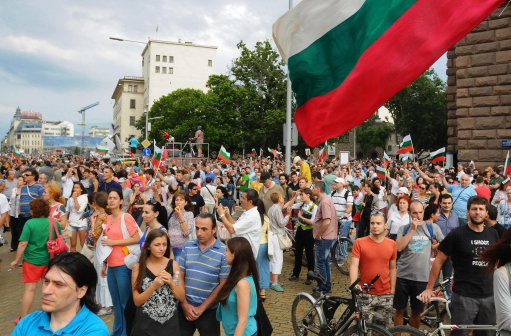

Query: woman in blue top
left=217, top=237, right=259, bottom=336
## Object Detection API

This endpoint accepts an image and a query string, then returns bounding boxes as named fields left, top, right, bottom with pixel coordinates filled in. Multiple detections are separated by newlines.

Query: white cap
left=334, top=177, right=345, bottom=184
left=397, top=187, right=409, bottom=194
left=293, top=156, right=301, bottom=164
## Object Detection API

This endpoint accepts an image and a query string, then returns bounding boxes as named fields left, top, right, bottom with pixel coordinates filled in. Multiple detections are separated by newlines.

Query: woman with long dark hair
left=131, top=230, right=183, bottom=335
left=101, top=189, right=141, bottom=336
left=481, top=230, right=511, bottom=334
left=167, top=190, right=194, bottom=260
left=64, top=182, right=89, bottom=251
left=139, top=200, right=169, bottom=247
left=216, top=237, right=259, bottom=336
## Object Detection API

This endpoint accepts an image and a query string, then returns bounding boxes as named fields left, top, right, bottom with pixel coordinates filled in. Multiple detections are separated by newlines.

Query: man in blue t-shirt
left=13, top=253, right=109, bottom=335
left=128, top=136, right=138, bottom=154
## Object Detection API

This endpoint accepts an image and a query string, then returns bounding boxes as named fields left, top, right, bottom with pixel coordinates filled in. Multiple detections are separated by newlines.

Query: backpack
left=403, top=223, right=435, bottom=242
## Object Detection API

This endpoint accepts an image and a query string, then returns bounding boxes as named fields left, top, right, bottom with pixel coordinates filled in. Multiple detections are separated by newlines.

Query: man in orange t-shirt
left=350, top=213, right=397, bottom=327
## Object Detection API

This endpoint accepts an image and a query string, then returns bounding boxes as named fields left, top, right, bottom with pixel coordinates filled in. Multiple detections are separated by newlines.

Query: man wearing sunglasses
left=12, top=168, right=44, bottom=251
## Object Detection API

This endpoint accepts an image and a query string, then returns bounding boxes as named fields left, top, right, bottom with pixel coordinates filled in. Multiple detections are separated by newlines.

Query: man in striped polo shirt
left=12, top=168, right=43, bottom=251
left=178, top=213, right=230, bottom=336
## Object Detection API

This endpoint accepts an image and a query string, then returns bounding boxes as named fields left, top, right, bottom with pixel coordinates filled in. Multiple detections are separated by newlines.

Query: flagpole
left=284, top=0, right=293, bottom=175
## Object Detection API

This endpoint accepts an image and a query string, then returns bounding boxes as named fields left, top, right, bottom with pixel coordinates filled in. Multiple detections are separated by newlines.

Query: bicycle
left=402, top=277, right=452, bottom=329
left=331, top=219, right=354, bottom=275
left=388, top=322, right=496, bottom=336
left=291, top=271, right=392, bottom=336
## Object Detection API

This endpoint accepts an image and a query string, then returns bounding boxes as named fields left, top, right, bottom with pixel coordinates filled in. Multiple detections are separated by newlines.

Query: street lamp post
left=109, top=37, right=147, bottom=45
left=145, top=108, right=163, bottom=139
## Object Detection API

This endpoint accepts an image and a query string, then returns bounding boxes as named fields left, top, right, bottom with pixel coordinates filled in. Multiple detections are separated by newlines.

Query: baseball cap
left=118, top=177, right=127, bottom=183
left=397, top=187, right=409, bottom=194
left=334, top=177, right=345, bottom=184
left=293, top=156, right=301, bottom=164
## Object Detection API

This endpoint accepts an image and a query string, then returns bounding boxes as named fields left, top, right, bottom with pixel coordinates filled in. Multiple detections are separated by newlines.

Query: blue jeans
left=341, top=219, right=352, bottom=238
left=107, top=265, right=132, bottom=336
left=173, top=247, right=183, bottom=261
left=256, top=243, right=270, bottom=289
left=315, top=239, right=335, bottom=292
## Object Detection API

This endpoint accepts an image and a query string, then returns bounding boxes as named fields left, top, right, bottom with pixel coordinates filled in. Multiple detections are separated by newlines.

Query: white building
left=89, top=125, right=110, bottom=138
left=43, top=120, right=74, bottom=136
left=6, top=108, right=43, bottom=154
left=112, top=39, right=217, bottom=143
left=111, top=76, right=145, bottom=143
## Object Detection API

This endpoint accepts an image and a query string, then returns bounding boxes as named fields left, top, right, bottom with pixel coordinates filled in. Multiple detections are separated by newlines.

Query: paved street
left=0, top=239, right=351, bottom=335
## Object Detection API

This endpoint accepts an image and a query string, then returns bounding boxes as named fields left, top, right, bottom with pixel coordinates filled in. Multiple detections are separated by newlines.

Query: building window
left=130, top=99, right=136, bottom=109
left=133, top=85, right=138, bottom=93
left=169, top=56, right=174, bottom=63
left=155, top=66, right=160, bottom=73
left=387, top=145, right=392, bottom=151
left=208, top=60, right=213, bottom=67
left=162, top=67, right=167, bottom=74
left=128, top=85, right=133, bottom=92
left=130, top=116, right=136, bottom=126
left=156, top=55, right=160, bottom=62
left=168, top=67, right=173, bottom=74
left=163, top=55, right=167, bottom=62
left=17, top=134, right=20, bottom=139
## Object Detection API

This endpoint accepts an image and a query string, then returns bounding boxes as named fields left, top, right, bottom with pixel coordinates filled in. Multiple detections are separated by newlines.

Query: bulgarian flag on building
left=318, top=142, right=328, bottom=162
left=383, top=151, right=391, bottom=166
left=152, top=141, right=167, bottom=169
left=218, top=146, right=231, bottom=164
left=430, top=147, right=446, bottom=164
left=95, top=147, right=108, bottom=156
left=396, top=135, right=414, bottom=154
left=272, top=0, right=503, bottom=146
left=375, top=165, right=386, bottom=180
left=12, top=146, right=21, bottom=161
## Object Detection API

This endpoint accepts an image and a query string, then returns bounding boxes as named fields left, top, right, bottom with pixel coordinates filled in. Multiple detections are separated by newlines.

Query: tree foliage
left=385, top=69, right=447, bottom=155
left=356, top=114, right=395, bottom=151
left=137, top=40, right=287, bottom=153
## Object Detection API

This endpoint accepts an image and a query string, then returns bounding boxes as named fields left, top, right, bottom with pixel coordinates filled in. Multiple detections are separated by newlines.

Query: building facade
left=43, top=121, right=74, bottom=136
left=112, top=40, right=217, bottom=144
left=88, top=125, right=110, bottom=138
left=111, top=76, right=145, bottom=143
left=447, top=4, right=511, bottom=169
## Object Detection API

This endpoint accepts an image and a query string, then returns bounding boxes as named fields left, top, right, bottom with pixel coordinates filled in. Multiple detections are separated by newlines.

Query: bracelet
left=219, top=214, right=224, bottom=219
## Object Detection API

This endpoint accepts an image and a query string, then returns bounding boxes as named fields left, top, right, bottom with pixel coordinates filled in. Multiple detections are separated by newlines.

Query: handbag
left=277, top=230, right=293, bottom=250
left=256, top=299, right=273, bottom=336
left=120, top=214, right=143, bottom=269
left=46, top=218, right=69, bottom=259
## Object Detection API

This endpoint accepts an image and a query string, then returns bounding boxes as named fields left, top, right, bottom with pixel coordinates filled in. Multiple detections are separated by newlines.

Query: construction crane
left=77, top=101, right=99, bottom=154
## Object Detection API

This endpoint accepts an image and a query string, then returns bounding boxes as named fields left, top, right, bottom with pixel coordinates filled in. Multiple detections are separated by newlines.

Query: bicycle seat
left=307, top=271, right=325, bottom=286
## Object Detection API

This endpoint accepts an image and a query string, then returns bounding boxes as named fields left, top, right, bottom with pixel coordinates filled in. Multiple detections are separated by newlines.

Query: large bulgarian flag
left=95, top=147, right=108, bottom=156
left=12, top=147, right=21, bottom=161
left=218, top=146, right=231, bottom=164
left=430, top=147, right=446, bottom=164
left=273, top=0, right=504, bottom=146
left=396, top=135, right=414, bottom=154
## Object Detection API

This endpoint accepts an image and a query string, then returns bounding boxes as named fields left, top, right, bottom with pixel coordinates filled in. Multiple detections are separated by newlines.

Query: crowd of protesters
left=1, top=151, right=511, bottom=335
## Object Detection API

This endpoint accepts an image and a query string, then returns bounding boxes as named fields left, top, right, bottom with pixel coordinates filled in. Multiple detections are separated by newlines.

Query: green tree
left=355, top=114, right=395, bottom=151
left=385, top=69, right=447, bottom=155
left=230, top=41, right=287, bottom=147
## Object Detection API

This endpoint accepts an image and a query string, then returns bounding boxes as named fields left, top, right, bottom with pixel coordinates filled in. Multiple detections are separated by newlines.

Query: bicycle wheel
left=388, top=325, right=427, bottom=336
left=331, top=238, right=353, bottom=275
left=343, top=322, right=394, bottom=336
left=291, top=293, right=325, bottom=335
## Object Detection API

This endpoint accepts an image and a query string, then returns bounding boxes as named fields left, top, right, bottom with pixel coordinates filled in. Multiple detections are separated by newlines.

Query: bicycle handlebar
left=349, top=274, right=380, bottom=293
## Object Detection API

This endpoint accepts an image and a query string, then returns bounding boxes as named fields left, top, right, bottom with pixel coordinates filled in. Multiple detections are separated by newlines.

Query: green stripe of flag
left=284, top=0, right=416, bottom=107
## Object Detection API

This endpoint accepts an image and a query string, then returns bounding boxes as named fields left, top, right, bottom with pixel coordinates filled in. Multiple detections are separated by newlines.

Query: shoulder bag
left=121, top=214, right=143, bottom=269
left=46, top=217, right=69, bottom=259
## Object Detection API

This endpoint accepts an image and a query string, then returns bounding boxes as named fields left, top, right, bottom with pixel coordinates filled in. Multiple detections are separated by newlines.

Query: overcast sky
left=0, top=1, right=447, bottom=140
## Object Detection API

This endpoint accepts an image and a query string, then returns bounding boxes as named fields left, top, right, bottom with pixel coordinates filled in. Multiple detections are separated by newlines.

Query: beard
left=469, top=214, right=485, bottom=225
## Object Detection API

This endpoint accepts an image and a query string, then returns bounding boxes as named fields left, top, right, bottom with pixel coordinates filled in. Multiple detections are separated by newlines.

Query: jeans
left=12, top=216, right=30, bottom=251
left=340, top=219, right=352, bottom=238
left=107, top=265, right=132, bottom=336
left=173, top=247, right=183, bottom=261
left=315, top=239, right=335, bottom=292
left=256, top=243, right=270, bottom=289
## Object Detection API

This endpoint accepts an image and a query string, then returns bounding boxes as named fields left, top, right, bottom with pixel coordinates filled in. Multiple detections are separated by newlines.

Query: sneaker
left=288, top=275, right=299, bottom=281
left=304, top=279, right=312, bottom=285
left=270, top=283, right=284, bottom=292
